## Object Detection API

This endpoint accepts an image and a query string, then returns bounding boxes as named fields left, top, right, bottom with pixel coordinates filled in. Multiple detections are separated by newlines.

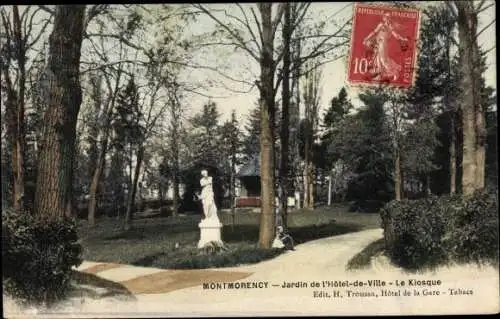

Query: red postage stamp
left=346, top=3, right=422, bottom=89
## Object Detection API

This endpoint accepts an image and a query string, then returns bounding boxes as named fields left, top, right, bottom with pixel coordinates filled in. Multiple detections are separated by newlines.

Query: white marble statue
left=200, top=170, right=219, bottom=222
left=197, top=169, right=223, bottom=248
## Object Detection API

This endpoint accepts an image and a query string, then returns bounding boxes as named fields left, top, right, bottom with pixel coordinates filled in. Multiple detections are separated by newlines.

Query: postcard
left=2, top=2, right=498, bottom=318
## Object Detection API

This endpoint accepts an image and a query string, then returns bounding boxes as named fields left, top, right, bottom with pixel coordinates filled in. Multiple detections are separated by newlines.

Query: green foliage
left=333, top=90, right=393, bottom=201
left=380, top=190, right=499, bottom=271
left=446, top=190, right=499, bottom=264
left=2, top=210, right=83, bottom=306
left=169, top=247, right=283, bottom=269
left=113, top=77, right=144, bottom=147
left=323, top=87, right=353, bottom=130
left=401, top=118, right=441, bottom=176
left=242, top=104, right=261, bottom=162
left=189, top=101, right=223, bottom=167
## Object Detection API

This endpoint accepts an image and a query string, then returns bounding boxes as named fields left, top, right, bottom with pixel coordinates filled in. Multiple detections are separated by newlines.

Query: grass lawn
left=346, top=238, right=386, bottom=270
left=78, top=204, right=381, bottom=270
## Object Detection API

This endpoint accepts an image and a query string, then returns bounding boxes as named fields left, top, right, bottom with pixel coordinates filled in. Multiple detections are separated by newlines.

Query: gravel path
left=4, top=228, right=499, bottom=317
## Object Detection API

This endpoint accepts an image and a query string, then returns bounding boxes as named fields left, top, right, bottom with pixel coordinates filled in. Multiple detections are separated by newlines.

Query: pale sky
left=181, top=1, right=497, bottom=125
left=4, top=2, right=496, bottom=128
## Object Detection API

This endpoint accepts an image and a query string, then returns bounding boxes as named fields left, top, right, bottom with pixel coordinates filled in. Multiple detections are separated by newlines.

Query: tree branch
left=249, top=6, right=264, bottom=46
left=476, top=19, right=495, bottom=38
left=474, top=0, right=487, bottom=12
left=37, top=5, right=54, bottom=16
left=235, top=3, right=262, bottom=53
left=27, top=16, right=52, bottom=49
left=192, top=4, right=260, bottom=62
left=476, top=2, right=494, bottom=14
left=483, top=44, right=496, bottom=55
left=85, top=4, right=109, bottom=30
left=271, top=3, right=287, bottom=36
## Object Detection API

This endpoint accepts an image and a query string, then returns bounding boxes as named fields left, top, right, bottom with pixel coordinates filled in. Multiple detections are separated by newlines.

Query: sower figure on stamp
left=363, top=12, right=409, bottom=81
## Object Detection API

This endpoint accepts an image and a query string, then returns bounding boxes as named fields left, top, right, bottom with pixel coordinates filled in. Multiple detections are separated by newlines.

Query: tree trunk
left=394, top=150, right=402, bottom=201
left=472, top=34, right=486, bottom=190
left=303, top=160, right=309, bottom=209
left=88, top=137, right=107, bottom=226
left=449, top=112, right=457, bottom=195
left=170, top=114, right=180, bottom=217
left=456, top=1, right=477, bottom=197
left=87, top=72, right=122, bottom=225
left=328, top=171, right=332, bottom=206
left=125, top=146, right=144, bottom=230
left=172, top=172, right=179, bottom=217
left=290, top=24, right=302, bottom=211
left=445, top=27, right=457, bottom=196
left=257, top=3, right=276, bottom=249
left=279, top=3, right=291, bottom=230
left=308, top=165, right=315, bottom=208
left=171, top=139, right=179, bottom=218
left=34, top=5, right=85, bottom=218
left=230, top=154, right=236, bottom=230
left=302, top=116, right=310, bottom=209
left=2, top=6, right=26, bottom=212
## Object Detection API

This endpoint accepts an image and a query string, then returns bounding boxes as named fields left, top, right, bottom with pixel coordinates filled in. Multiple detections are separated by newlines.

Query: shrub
left=169, top=247, right=283, bottom=269
left=380, top=196, right=452, bottom=270
left=380, top=190, right=498, bottom=270
left=2, top=209, right=83, bottom=306
left=446, top=190, right=499, bottom=265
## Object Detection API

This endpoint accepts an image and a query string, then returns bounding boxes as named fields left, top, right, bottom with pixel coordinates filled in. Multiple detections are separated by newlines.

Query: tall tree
left=0, top=6, right=52, bottom=211
left=242, top=103, right=261, bottom=162
left=192, top=3, right=349, bottom=248
left=219, top=110, right=243, bottom=216
left=321, top=87, right=353, bottom=204
left=190, top=101, right=222, bottom=167
left=33, top=5, right=86, bottom=218
left=450, top=0, right=493, bottom=196
left=86, top=59, right=125, bottom=226
left=278, top=2, right=292, bottom=229
left=167, top=81, right=184, bottom=217
left=301, top=59, right=322, bottom=209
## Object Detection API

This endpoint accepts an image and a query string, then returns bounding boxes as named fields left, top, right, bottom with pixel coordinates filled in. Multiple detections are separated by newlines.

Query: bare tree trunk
left=87, top=141, right=106, bottom=226
left=279, top=3, right=291, bottom=230
left=13, top=5, right=26, bottom=213
left=456, top=1, right=477, bottom=196
left=171, top=135, right=179, bottom=218
left=327, top=171, right=332, bottom=206
left=172, top=172, right=179, bottom=217
left=303, top=160, right=309, bottom=209
left=394, top=150, right=402, bottom=201
left=449, top=113, right=457, bottom=194
left=230, top=155, right=236, bottom=230
left=125, top=146, right=144, bottom=230
left=1, top=6, right=26, bottom=212
left=308, top=165, right=315, bottom=208
left=34, top=5, right=85, bottom=218
left=87, top=73, right=122, bottom=225
left=257, top=3, right=276, bottom=249
left=445, top=29, right=457, bottom=196
left=472, top=39, right=486, bottom=190
left=170, top=102, right=180, bottom=218
left=290, top=27, right=302, bottom=211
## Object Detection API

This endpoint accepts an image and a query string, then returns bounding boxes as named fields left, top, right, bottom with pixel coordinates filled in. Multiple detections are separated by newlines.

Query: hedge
left=2, top=209, right=83, bottom=306
left=380, top=189, right=498, bottom=270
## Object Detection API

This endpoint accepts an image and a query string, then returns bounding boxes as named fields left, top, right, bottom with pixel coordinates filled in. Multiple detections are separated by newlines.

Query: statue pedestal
left=197, top=217, right=223, bottom=248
